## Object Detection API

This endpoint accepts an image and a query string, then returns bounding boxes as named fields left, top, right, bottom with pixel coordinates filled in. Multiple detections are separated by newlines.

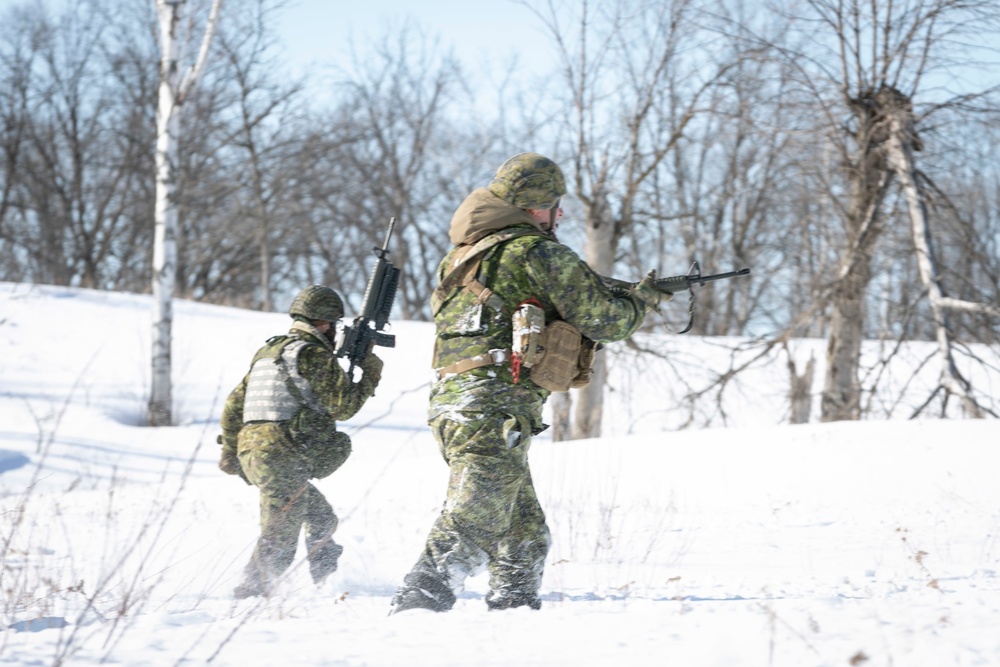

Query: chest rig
left=430, top=228, right=545, bottom=380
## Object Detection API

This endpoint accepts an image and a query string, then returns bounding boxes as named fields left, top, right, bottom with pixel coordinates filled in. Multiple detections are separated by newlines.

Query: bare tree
left=653, top=44, right=791, bottom=337
left=167, top=56, right=262, bottom=308
left=524, top=0, right=739, bottom=438
left=878, top=88, right=1000, bottom=416
left=934, top=125, right=1000, bottom=343
left=149, top=0, right=222, bottom=426
left=0, top=1, right=157, bottom=291
left=772, top=0, right=1000, bottom=421
left=214, top=0, right=303, bottom=311
left=0, top=5, right=38, bottom=276
left=289, top=21, right=477, bottom=320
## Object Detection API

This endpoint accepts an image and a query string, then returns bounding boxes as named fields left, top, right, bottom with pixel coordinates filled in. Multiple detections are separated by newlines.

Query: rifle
left=602, top=261, right=751, bottom=334
left=336, top=217, right=402, bottom=374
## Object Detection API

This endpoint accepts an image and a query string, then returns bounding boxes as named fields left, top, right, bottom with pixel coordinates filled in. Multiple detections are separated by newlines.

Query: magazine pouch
left=530, top=320, right=583, bottom=392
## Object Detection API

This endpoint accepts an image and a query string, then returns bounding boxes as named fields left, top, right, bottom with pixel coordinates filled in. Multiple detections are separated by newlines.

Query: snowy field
left=1, top=282, right=998, bottom=666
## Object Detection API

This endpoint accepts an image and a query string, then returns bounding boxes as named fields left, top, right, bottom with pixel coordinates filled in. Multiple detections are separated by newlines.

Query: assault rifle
left=602, top=261, right=751, bottom=333
left=336, top=217, right=402, bottom=374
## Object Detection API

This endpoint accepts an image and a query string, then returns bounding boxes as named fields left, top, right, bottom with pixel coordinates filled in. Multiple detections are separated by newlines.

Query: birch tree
left=791, top=0, right=1000, bottom=421
left=149, top=0, right=222, bottom=426
left=880, top=89, right=1000, bottom=417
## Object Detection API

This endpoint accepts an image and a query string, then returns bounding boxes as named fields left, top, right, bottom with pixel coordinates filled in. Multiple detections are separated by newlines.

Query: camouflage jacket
left=429, top=187, right=646, bottom=430
left=220, top=321, right=378, bottom=456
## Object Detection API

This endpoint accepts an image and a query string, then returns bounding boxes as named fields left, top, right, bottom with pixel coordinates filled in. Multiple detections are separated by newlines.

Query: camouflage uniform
left=391, top=153, right=651, bottom=613
left=220, top=298, right=382, bottom=598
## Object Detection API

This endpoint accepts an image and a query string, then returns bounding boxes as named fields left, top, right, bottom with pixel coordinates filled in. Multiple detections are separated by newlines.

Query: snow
left=1, top=281, right=998, bottom=666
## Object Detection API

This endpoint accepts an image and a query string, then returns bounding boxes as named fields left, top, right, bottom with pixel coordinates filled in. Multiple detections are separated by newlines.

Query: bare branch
left=937, top=296, right=1000, bottom=318
left=178, top=0, right=223, bottom=100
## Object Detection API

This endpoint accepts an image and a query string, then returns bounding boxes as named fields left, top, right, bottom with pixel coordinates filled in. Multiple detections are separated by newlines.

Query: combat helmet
left=289, top=285, right=344, bottom=322
left=488, top=152, right=567, bottom=210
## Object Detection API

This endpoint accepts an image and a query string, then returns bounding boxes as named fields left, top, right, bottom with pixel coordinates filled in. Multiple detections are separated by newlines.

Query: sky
left=276, top=0, right=549, bottom=72
left=1, top=282, right=999, bottom=665
left=3, top=0, right=551, bottom=81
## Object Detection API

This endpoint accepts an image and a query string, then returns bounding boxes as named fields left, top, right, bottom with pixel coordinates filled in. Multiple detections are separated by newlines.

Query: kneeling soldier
left=219, top=285, right=383, bottom=598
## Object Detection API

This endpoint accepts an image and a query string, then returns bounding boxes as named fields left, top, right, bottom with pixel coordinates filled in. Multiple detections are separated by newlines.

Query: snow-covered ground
left=1, top=282, right=998, bottom=666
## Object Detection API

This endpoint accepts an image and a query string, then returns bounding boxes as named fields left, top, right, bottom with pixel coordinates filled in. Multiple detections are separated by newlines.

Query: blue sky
left=275, top=0, right=552, bottom=81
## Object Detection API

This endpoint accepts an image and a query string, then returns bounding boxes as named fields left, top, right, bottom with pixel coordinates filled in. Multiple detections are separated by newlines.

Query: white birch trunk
left=148, top=0, right=223, bottom=426
left=884, top=112, right=983, bottom=417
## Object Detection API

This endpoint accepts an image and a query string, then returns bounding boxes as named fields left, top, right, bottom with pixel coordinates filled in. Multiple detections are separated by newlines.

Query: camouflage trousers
left=237, top=423, right=342, bottom=591
left=402, top=412, right=551, bottom=606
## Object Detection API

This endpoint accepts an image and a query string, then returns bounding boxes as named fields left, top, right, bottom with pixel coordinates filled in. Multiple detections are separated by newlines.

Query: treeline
left=2, top=0, right=999, bottom=423
left=0, top=0, right=491, bottom=319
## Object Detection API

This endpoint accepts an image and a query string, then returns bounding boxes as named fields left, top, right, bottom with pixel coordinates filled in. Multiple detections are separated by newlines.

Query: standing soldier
left=389, top=153, right=668, bottom=613
left=219, top=285, right=383, bottom=599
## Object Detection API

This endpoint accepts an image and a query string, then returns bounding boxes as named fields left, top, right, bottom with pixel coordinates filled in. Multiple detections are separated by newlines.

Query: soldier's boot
left=233, top=580, right=264, bottom=600
left=388, top=572, right=456, bottom=615
left=233, top=571, right=274, bottom=599
left=485, top=587, right=542, bottom=611
left=308, top=541, right=344, bottom=585
left=234, top=544, right=287, bottom=599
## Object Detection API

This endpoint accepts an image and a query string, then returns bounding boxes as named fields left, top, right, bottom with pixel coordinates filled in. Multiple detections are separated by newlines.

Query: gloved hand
left=631, top=270, right=673, bottom=309
left=359, top=352, right=384, bottom=391
left=218, top=437, right=251, bottom=485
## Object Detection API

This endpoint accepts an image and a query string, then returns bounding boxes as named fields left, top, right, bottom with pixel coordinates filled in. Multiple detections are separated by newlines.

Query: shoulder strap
left=431, top=228, right=544, bottom=316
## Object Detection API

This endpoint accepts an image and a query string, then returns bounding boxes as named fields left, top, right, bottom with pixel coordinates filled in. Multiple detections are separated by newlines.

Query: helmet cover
left=288, top=285, right=344, bottom=322
left=488, top=152, right=567, bottom=210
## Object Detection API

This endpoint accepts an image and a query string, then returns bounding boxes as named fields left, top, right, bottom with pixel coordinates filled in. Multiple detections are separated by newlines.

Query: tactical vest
left=431, top=228, right=598, bottom=390
left=243, top=337, right=323, bottom=422
left=430, top=229, right=545, bottom=380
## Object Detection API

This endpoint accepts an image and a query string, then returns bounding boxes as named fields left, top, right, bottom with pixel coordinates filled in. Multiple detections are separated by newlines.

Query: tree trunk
left=820, top=92, right=893, bottom=423
left=882, top=99, right=982, bottom=417
left=148, top=5, right=181, bottom=427
left=788, top=351, right=815, bottom=425
left=549, top=391, right=571, bottom=441
left=250, top=155, right=273, bottom=312
left=149, top=0, right=222, bottom=426
left=821, top=264, right=868, bottom=422
left=570, top=195, right=616, bottom=440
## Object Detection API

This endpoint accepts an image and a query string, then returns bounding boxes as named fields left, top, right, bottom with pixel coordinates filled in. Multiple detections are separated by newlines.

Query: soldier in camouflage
left=219, top=285, right=383, bottom=599
left=389, top=153, right=668, bottom=614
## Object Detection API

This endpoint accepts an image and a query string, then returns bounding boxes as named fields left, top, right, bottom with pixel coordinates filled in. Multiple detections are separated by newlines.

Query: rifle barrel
left=376, top=217, right=397, bottom=257
left=692, top=267, right=751, bottom=285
